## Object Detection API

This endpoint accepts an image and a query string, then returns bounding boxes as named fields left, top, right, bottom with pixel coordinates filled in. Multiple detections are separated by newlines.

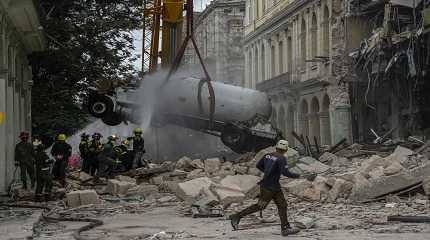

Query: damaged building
left=348, top=0, right=430, bottom=143
left=243, top=0, right=353, bottom=147
left=183, top=0, right=246, bottom=86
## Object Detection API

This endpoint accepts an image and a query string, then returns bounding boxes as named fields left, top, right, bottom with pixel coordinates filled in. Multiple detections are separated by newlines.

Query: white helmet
left=275, top=140, right=289, bottom=151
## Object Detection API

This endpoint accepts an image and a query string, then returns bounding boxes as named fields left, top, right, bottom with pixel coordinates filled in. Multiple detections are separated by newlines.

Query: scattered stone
left=295, top=216, right=317, bottom=229
left=327, top=179, right=353, bottom=202
left=284, top=179, right=313, bottom=196
left=106, top=179, right=136, bottom=195
left=212, top=185, right=245, bottom=208
left=383, top=162, right=404, bottom=176
left=158, top=196, right=176, bottom=203
left=319, top=152, right=338, bottom=164
left=175, top=177, right=214, bottom=203
left=359, top=155, right=387, bottom=175
left=176, top=156, right=193, bottom=171
left=190, top=159, right=205, bottom=169
left=220, top=175, right=260, bottom=198
left=423, top=177, right=430, bottom=196
left=186, top=169, right=204, bottom=179
left=79, top=172, right=92, bottom=182
left=115, top=175, right=137, bottom=184
left=127, top=184, right=159, bottom=198
left=368, top=166, right=384, bottom=179
left=204, top=158, right=221, bottom=175
left=350, top=164, right=430, bottom=201
left=233, top=165, right=249, bottom=175
left=247, top=167, right=262, bottom=176
left=149, top=176, right=165, bottom=185
left=297, top=157, right=330, bottom=173
left=66, top=190, right=99, bottom=207
left=221, top=161, right=233, bottom=171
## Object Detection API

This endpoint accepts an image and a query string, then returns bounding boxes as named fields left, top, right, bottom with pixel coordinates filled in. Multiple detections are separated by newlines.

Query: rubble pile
left=284, top=145, right=430, bottom=203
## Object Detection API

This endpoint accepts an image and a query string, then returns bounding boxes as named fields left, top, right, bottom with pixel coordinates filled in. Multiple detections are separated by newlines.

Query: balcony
left=256, top=72, right=291, bottom=92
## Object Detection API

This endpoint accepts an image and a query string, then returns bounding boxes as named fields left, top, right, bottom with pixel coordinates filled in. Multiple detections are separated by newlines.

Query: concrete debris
left=319, top=152, right=339, bottom=164
left=66, top=190, right=100, bottom=207
left=79, top=172, right=93, bottom=182
left=211, top=185, right=245, bottom=208
left=204, top=158, right=221, bottom=175
left=296, top=157, right=331, bottom=174
left=115, top=175, right=137, bottom=184
left=327, top=179, right=353, bottom=202
left=175, top=177, right=215, bottom=203
left=175, top=156, right=193, bottom=171
left=220, top=175, right=260, bottom=198
left=190, top=159, right=205, bottom=169
left=106, top=179, right=137, bottom=196
left=368, top=166, right=385, bottom=179
left=126, top=184, right=159, bottom=198
left=383, top=162, right=405, bottom=176
left=423, top=177, right=430, bottom=196
left=295, top=216, right=317, bottom=229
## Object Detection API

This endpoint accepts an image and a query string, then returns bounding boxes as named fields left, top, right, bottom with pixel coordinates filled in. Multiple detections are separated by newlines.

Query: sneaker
left=281, top=227, right=300, bottom=236
left=230, top=215, right=240, bottom=231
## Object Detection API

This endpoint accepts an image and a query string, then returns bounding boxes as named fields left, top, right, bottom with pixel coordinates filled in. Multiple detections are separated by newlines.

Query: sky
left=132, top=0, right=213, bottom=70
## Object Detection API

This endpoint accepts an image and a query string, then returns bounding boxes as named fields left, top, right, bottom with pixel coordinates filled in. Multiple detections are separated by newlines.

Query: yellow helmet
left=57, top=134, right=66, bottom=141
left=133, top=128, right=143, bottom=135
left=121, top=139, right=129, bottom=146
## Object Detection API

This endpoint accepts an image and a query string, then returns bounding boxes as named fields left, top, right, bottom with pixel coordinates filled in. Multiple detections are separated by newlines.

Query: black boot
left=230, top=215, right=241, bottom=231
left=281, top=226, right=300, bottom=236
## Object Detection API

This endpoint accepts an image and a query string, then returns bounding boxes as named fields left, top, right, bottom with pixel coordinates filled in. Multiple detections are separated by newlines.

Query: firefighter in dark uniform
left=129, top=128, right=147, bottom=168
left=87, top=133, right=103, bottom=176
left=79, top=133, right=90, bottom=173
left=51, top=134, right=72, bottom=187
left=14, top=131, right=35, bottom=190
left=118, top=139, right=134, bottom=171
left=34, top=139, right=54, bottom=202
left=98, top=135, right=118, bottom=178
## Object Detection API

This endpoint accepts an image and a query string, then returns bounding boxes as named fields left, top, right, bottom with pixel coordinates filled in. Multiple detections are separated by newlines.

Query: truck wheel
left=88, top=95, right=113, bottom=118
left=221, top=126, right=248, bottom=153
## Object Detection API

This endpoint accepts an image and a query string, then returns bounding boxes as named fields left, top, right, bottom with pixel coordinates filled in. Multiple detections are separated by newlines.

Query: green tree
left=30, top=0, right=143, bottom=143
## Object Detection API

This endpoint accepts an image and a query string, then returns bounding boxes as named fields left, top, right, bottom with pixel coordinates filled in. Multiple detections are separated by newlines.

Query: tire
left=88, top=95, right=114, bottom=118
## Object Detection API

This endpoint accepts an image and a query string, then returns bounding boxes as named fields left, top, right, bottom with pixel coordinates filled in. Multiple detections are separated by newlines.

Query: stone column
left=319, top=111, right=331, bottom=145
left=308, top=112, right=320, bottom=144
left=299, top=114, right=309, bottom=138
left=0, top=76, right=6, bottom=192
left=330, top=105, right=353, bottom=144
left=244, top=48, right=249, bottom=88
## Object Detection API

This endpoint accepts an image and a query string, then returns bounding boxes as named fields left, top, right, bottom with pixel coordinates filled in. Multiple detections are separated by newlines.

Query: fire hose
left=0, top=203, right=103, bottom=240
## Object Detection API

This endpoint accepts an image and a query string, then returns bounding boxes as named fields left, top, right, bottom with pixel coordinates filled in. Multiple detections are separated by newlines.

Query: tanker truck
left=87, top=77, right=282, bottom=153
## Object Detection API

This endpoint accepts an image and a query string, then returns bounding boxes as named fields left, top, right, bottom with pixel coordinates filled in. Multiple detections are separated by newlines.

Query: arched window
left=311, top=13, right=318, bottom=58
left=300, top=18, right=307, bottom=67
left=323, top=6, right=330, bottom=56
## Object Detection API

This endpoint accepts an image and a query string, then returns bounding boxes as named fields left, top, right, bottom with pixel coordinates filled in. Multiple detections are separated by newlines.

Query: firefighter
left=97, top=135, right=118, bottom=178
left=229, top=140, right=312, bottom=236
left=14, top=131, right=35, bottom=190
left=34, top=139, right=53, bottom=202
left=51, top=133, right=72, bottom=187
left=118, top=139, right=134, bottom=171
left=87, top=133, right=103, bottom=176
left=79, top=133, right=90, bottom=173
left=129, top=128, right=147, bottom=168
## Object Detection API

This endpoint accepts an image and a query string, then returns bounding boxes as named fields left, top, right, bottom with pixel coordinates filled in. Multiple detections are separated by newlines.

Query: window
left=300, top=18, right=307, bottom=67
left=271, top=44, right=276, bottom=77
left=261, top=43, right=265, bottom=82
left=311, top=13, right=318, bottom=58
left=287, top=36, right=292, bottom=73
left=323, top=6, right=330, bottom=56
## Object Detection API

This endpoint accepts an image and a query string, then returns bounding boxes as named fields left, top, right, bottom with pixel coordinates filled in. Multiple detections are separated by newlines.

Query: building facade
left=184, top=0, right=246, bottom=86
left=243, top=0, right=352, bottom=147
left=0, top=0, right=45, bottom=193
